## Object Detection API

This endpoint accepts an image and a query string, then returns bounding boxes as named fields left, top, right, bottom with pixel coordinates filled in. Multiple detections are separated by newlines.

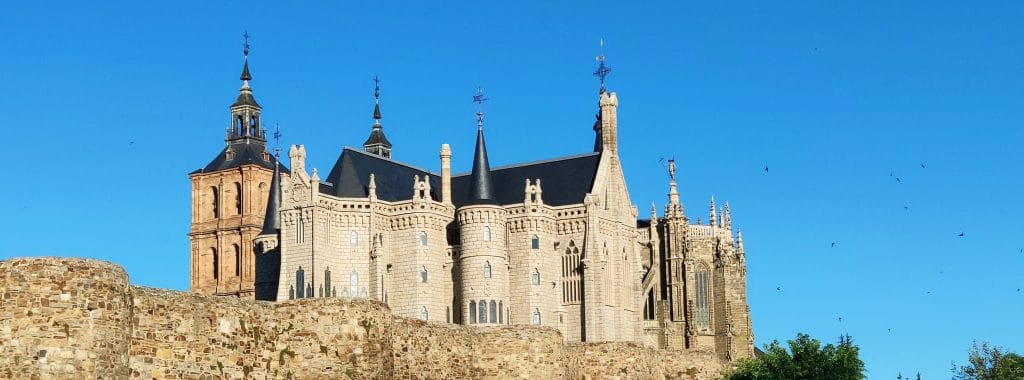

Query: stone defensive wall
left=0, top=258, right=725, bottom=379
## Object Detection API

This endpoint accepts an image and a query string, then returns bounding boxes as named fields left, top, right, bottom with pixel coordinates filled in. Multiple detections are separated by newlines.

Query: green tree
left=952, top=341, right=1024, bottom=380
left=724, top=333, right=865, bottom=380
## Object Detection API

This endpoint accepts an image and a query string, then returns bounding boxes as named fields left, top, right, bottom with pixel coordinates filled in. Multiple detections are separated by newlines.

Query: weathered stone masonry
left=1, top=258, right=727, bottom=379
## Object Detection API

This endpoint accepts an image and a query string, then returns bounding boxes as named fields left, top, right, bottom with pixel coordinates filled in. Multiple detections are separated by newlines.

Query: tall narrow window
left=210, top=187, right=219, bottom=219
left=531, top=235, right=540, bottom=250
left=532, top=308, right=541, bottom=325
left=420, top=266, right=428, bottom=283
left=498, top=301, right=503, bottom=324
left=483, top=261, right=492, bottom=279
left=695, top=263, right=710, bottom=329
left=324, top=268, right=332, bottom=297
left=350, top=271, right=359, bottom=296
left=479, top=300, right=488, bottom=324
left=489, top=300, right=497, bottom=323
left=418, top=231, right=428, bottom=247
left=295, top=267, right=305, bottom=299
left=211, top=248, right=219, bottom=280
left=561, top=241, right=581, bottom=304
left=420, top=306, right=429, bottom=321
left=289, top=285, right=294, bottom=300
left=469, top=301, right=477, bottom=324
left=233, top=244, right=241, bottom=277
left=296, top=218, right=305, bottom=243
left=531, top=268, right=540, bottom=285
left=447, top=307, right=451, bottom=323
left=482, top=226, right=491, bottom=241
left=350, top=231, right=358, bottom=245
left=234, top=182, right=242, bottom=215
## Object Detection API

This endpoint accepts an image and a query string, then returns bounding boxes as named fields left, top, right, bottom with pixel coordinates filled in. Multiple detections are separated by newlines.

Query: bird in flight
left=776, top=286, right=782, bottom=291
left=926, top=291, right=932, bottom=295
left=838, top=317, right=843, bottom=322
left=920, top=164, right=925, bottom=169
left=1018, top=248, right=1022, bottom=254
left=895, top=177, right=902, bottom=183
left=957, top=231, right=965, bottom=237
left=831, top=242, right=837, bottom=248
left=764, top=165, right=769, bottom=173
left=903, top=205, right=909, bottom=211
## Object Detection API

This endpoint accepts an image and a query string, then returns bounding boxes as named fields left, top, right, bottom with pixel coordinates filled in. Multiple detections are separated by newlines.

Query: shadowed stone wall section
left=0, top=258, right=729, bottom=379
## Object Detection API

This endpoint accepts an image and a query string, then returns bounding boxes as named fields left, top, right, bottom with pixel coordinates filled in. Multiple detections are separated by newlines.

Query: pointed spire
left=468, top=87, right=495, bottom=205
left=709, top=196, right=717, bottom=226
left=260, top=162, right=281, bottom=236
left=736, top=229, right=745, bottom=253
left=723, top=202, right=732, bottom=228
left=240, top=31, right=252, bottom=81
left=363, top=76, right=392, bottom=158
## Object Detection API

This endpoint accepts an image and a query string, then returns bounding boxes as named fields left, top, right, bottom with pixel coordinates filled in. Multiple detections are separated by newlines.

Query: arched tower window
left=532, top=308, right=541, bottom=325
left=350, top=270, right=359, bottom=297
left=420, top=306, right=429, bottom=321
left=420, top=266, right=428, bottom=283
left=418, top=231, right=428, bottom=247
left=211, top=247, right=219, bottom=280
left=561, top=241, right=582, bottom=304
left=531, top=235, right=540, bottom=249
left=482, top=226, right=491, bottom=241
left=695, top=263, right=711, bottom=329
left=234, top=182, right=242, bottom=215
left=478, top=299, right=487, bottom=324
left=483, top=261, right=492, bottom=279
left=469, top=301, right=477, bottom=324
left=233, top=244, right=241, bottom=277
left=489, top=300, right=497, bottom=323
left=324, top=268, right=332, bottom=297
left=210, top=187, right=219, bottom=219
left=295, top=267, right=305, bottom=299
left=531, top=268, right=540, bottom=285
left=350, top=231, right=359, bottom=245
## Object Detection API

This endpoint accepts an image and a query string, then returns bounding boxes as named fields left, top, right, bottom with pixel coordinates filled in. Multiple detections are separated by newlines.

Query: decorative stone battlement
left=0, top=257, right=728, bottom=379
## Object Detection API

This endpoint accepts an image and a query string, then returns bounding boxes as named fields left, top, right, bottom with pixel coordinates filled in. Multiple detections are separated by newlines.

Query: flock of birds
left=757, top=161, right=1022, bottom=332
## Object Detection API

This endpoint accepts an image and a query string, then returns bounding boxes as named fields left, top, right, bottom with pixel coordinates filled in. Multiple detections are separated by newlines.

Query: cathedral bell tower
left=188, top=33, right=285, bottom=299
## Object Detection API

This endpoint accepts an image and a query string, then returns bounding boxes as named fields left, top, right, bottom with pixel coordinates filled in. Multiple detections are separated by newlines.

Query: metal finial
left=593, top=38, right=611, bottom=93
left=273, top=123, right=282, bottom=158
left=373, top=76, right=381, bottom=103
left=473, top=87, right=488, bottom=129
left=243, top=31, right=251, bottom=56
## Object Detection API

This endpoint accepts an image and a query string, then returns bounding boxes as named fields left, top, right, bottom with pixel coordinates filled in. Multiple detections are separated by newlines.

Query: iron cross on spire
left=273, top=123, right=282, bottom=158
left=373, top=76, right=381, bottom=102
left=593, top=38, right=612, bottom=93
left=473, top=87, right=488, bottom=129
left=242, top=31, right=251, bottom=56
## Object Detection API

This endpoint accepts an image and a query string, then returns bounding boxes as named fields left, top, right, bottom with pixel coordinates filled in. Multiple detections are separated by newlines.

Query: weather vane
left=593, top=38, right=611, bottom=93
left=373, top=76, right=381, bottom=102
left=273, top=123, right=282, bottom=158
left=473, top=87, right=488, bottom=129
left=242, top=31, right=251, bottom=56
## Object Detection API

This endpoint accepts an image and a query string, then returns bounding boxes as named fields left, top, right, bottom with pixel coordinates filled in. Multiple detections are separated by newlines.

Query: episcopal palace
left=187, top=46, right=755, bottom=360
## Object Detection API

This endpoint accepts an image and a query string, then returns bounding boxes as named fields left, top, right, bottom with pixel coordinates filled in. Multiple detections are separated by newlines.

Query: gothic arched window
left=349, top=270, right=359, bottom=296
left=420, top=306, right=429, bottom=321
left=483, top=261, right=492, bottom=279
left=211, top=247, right=219, bottom=280
left=350, top=231, right=359, bottom=245
left=531, top=235, right=540, bottom=249
left=295, top=267, right=305, bottom=299
left=469, top=301, right=477, bottom=324
left=489, top=300, right=497, bottom=323
left=532, top=308, right=541, bottom=325
left=233, top=244, right=241, bottom=277
left=695, top=263, right=711, bottom=329
left=234, top=182, right=242, bottom=215
left=324, top=268, right=332, bottom=297
left=498, top=301, right=504, bottom=324
left=482, top=226, right=491, bottom=241
left=210, top=187, right=219, bottom=219
left=479, top=299, right=488, bottom=324
left=531, top=268, right=540, bottom=285
left=418, top=231, right=428, bottom=247
left=420, top=266, right=428, bottom=283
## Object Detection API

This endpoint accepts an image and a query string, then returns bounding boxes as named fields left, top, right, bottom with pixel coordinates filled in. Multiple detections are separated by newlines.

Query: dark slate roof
left=191, top=139, right=289, bottom=174
left=362, top=126, right=391, bottom=147
left=320, top=147, right=601, bottom=207
left=465, top=127, right=496, bottom=205
left=451, top=152, right=600, bottom=207
left=260, top=163, right=282, bottom=236
left=232, top=89, right=260, bottom=108
left=322, top=148, right=440, bottom=201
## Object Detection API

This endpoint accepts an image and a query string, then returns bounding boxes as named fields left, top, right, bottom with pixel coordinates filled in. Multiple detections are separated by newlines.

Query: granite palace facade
left=187, top=46, right=755, bottom=361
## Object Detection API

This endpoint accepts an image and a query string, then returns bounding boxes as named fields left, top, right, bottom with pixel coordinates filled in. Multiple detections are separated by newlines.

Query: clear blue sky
left=2, top=1, right=1021, bottom=377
